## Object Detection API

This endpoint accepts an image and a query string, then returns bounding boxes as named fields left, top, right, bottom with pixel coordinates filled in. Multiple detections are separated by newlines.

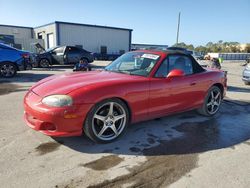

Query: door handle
left=190, top=82, right=196, bottom=86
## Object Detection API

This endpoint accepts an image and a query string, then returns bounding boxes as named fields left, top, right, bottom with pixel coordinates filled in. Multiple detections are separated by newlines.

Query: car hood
left=18, top=49, right=30, bottom=54
left=39, top=51, right=50, bottom=56
left=33, top=42, right=45, bottom=52
left=31, top=71, right=143, bottom=97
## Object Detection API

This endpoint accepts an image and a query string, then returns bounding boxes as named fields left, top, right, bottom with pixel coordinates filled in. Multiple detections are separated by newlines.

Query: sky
left=0, top=0, right=249, bottom=46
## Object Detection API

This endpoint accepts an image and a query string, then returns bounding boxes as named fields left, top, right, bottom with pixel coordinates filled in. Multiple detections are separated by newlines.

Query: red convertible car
left=24, top=50, right=227, bottom=143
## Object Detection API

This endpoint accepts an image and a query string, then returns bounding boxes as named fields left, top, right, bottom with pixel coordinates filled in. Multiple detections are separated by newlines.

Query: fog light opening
left=41, top=122, right=56, bottom=131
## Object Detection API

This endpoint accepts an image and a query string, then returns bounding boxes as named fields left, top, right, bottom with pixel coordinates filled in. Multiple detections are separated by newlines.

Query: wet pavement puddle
left=80, top=155, right=124, bottom=171
left=87, top=154, right=197, bottom=188
left=51, top=101, right=250, bottom=188
left=88, top=112, right=250, bottom=187
left=0, top=82, right=28, bottom=95
left=35, top=141, right=63, bottom=156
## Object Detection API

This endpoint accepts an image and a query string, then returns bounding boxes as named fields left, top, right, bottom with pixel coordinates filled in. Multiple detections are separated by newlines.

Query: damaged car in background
left=32, top=43, right=94, bottom=68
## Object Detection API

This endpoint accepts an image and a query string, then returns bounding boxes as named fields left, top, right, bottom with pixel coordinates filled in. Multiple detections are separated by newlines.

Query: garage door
left=47, top=33, right=54, bottom=49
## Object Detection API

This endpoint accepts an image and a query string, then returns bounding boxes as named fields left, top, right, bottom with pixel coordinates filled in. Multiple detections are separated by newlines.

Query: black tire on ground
left=244, top=81, right=250, bottom=85
left=84, top=98, right=129, bottom=143
left=81, top=58, right=89, bottom=63
left=197, top=86, right=222, bottom=116
left=0, top=62, right=17, bottom=78
left=38, top=58, right=50, bottom=68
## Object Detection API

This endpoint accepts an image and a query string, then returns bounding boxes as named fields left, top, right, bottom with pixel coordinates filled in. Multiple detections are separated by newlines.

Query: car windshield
left=46, top=47, right=57, bottom=52
left=105, top=52, right=160, bottom=77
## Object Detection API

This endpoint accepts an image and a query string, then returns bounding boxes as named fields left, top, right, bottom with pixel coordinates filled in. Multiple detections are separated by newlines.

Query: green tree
left=195, top=46, right=208, bottom=53
left=206, top=42, right=214, bottom=48
left=172, top=42, right=194, bottom=51
left=172, top=41, right=245, bottom=53
left=187, top=44, right=194, bottom=50
left=244, top=44, right=250, bottom=53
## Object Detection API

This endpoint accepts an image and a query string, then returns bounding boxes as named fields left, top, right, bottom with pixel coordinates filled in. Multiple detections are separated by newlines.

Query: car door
left=51, top=46, right=65, bottom=65
left=148, top=58, right=175, bottom=118
left=66, top=47, right=81, bottom=64
left=0, top=44, right=20, bottom=63
left=149, top=54, right=202, bottom=117
left=0, top=46, right=3, bottom=62
left=167, top=55, right=204, bottom=110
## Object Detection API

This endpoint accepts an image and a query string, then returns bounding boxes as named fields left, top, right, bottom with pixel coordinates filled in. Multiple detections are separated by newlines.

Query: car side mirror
left=167, top=69, right=185, bottom=78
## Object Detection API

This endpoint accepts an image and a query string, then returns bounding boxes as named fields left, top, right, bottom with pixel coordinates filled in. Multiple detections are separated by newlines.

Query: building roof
left=34, top=21, right=133, bottom=31
left=0, top=24, right=33, bottom=29
left=0, top=21, right=133, bottom=32
left=132, top=43, right=168, bottom=47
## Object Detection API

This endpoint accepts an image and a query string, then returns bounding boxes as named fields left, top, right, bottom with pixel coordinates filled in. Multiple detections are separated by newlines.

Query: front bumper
left=17, top=58, right=33, bottom=71
left=242, top=69, right=250, bottom=82
left=23, top=90, right=92, bottom=137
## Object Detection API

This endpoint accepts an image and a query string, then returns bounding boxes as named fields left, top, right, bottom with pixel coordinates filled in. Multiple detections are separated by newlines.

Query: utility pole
left=176, top=12, right=181, bottom=44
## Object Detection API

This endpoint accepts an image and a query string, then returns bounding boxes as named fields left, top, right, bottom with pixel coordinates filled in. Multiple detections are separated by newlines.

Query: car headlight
left=42, top=95, right=73, bottom=107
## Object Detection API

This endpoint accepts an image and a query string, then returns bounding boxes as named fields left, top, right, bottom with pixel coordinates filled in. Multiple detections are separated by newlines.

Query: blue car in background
left=0, top=43, right=32, bottom=78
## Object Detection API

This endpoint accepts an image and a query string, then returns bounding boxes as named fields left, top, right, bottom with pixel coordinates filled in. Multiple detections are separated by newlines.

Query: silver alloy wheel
left=40, top=59, right=50, bottom=68
left=1, top=64, right=15, bottom=77
left=92, top=102, right=126, bottom=141
left=206, top=89, right=221, bottom=115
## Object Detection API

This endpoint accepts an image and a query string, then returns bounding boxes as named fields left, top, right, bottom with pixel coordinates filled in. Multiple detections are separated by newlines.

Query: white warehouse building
left=0, top=24, right=44, bottom=50
left=0, top=21, right=133, bottom=55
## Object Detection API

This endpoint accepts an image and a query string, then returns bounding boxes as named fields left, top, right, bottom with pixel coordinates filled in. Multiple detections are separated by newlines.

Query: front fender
left=69, top=79, right=150, bottom=123
left=69, top=83, right=127, bottom=104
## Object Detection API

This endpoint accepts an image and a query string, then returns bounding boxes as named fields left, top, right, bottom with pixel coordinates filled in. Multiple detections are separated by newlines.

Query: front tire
left=0, top=62, right=17, bottom=78
left=244, top=81, right=250, bottom=85
left=84, top=98, right=129, bottom=143
left=198, top=86, right=222, bottom=116
left=39, top=58, right=50, bottom=68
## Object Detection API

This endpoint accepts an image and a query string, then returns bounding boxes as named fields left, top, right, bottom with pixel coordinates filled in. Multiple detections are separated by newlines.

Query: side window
left=155, top=59, right=168, bottom=77
left=169, top=55, right=193, bottom=75
left=68, top=47, right=80, bottom=55
left=53, top=47, right=64, bottom=55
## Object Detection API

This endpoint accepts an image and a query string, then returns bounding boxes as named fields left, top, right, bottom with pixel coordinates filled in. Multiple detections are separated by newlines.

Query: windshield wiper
left=129, top=72, right=137, bottom=75
left=105, top=69, right=129, bottom=74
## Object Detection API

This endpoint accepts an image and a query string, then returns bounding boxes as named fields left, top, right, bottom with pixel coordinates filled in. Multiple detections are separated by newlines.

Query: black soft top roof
left=146, top=49, right=205, bottom=73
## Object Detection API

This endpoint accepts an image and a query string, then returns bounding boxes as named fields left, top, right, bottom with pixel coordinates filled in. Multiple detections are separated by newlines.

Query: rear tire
left=80, top=58, right=89, bottom=63
left=0, top=62, right=17, bottom=78
left=84, top=98, right=129, bottom=143
left=197, top=86, right=222, bottom=116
